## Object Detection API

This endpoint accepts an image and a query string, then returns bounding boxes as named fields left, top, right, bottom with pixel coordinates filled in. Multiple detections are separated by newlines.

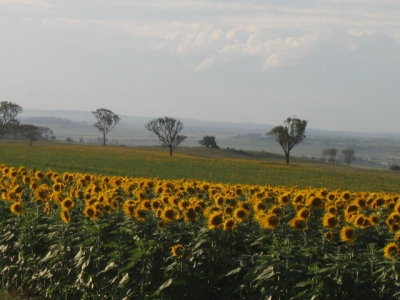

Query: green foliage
left=1, top=201, right=400, bottom=299
left=92, top=108, right=120, bottom=146
left=268, top=117, right=307, bottom=165
left=0, top=101, right=23, bottom=139
left=199, top=136, right=219, bottom=149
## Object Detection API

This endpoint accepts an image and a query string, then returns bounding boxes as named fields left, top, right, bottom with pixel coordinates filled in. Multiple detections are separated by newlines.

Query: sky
left=1, top=0, right=400, bottom=133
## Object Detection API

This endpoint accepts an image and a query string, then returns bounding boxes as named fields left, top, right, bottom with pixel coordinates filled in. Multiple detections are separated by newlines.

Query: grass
left=0, top=141, right=399, bottom=192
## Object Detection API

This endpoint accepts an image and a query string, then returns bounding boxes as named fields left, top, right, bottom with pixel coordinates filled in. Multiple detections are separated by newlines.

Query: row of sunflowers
left=2, top=164, right=400, bottom=256
left=0, top=165, right=400, bottom=299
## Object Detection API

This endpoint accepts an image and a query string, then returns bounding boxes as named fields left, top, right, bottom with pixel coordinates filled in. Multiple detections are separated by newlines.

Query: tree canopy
left=199, top=136, right=219, bottom=149
left=92, top=108, right=120, bottom=145
left=268, top=117, right=307, bottom=165
left=323, top=148, right=338, bottom=163
left=145, top=117, right=187, bottom=156
left=342, top=148, right=356, bottom=166
left=0, top=101, right=23, bottom=139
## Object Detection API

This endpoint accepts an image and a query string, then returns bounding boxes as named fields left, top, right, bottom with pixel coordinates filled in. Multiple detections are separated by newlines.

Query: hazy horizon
left=1, top=0, right=400, bottom=134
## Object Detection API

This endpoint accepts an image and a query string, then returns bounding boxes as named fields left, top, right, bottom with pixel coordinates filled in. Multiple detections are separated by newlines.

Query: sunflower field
left=1, top=163, right=400, bottom=299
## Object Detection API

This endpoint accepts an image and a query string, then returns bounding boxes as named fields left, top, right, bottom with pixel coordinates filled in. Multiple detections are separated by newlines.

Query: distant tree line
left=322, top=148, right=356, bottom=166
left=0, top=100, right=387, bottom=167
left=0, top=101, right=54, bottom=146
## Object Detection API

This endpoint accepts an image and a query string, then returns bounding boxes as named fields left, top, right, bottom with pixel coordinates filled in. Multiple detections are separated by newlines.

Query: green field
left=0, top=141, right=399, bottom=192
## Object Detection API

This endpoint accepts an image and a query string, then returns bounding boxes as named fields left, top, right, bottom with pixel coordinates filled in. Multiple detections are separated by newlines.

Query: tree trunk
left=285, top=151, right=290, bottom=165
left=169, top=146, right=173, bottom=156
left=103, top=133, right=106, bottom=146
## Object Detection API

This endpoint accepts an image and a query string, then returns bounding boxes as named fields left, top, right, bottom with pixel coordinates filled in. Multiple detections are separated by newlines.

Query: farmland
left=1, top=142, right=400, bottom=299
left=0, top=142, right=399, bottom=192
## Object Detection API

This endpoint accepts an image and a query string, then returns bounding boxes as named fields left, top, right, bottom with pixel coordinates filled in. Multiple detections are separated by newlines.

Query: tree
left=92, top=108, right=120, bottom=145
left=145, top=117, right=187, bottom=156
left=342, top=148, right=355, bottom=166
left=322, top=148, right=338, bottom=163
left=268, top=117, right=307, bottom=165
left=0, top=101, right=23, bottom=139
left=199, top=136, right=220, bottom=149
left=19, top=124, right=53, bottom=146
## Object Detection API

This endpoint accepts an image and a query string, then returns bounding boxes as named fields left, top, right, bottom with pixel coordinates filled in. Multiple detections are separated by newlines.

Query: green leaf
left=157, top=278, right=173, bottom=293
left=225, top=267, right=241, bottom=277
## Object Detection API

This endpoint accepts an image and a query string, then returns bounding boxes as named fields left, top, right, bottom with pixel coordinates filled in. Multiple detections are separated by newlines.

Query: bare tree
left=92, top=108, right=120, bottom=145
left=145, top=117, right=187, bottom=156
left=268, top=117, right=307, bottom=165
left=0, top=101, right=23, bottom=139
left=342, top=148, right=355, bottom=166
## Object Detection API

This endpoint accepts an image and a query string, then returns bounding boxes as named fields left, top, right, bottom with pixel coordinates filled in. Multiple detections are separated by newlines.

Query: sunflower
left=134, top=208, right=147, bottom=221
left=208, top=211, right=223, bottom=229
left=322, top=214, right=339, bottom=229
left=289, top=217, right=307, bottom=231
left=183, top=208, right=197, bottom=222
left=326, top=205, right=337, bottom=215
left=34, top=184, right=51, bottom=202
left=140, top=200, right=152, bottom=210
left=10, top=202, right=23, bottom=215
left=354, top=198, right=367, bottom=208
left=214, top=195, right=225, bottom=207
left=151, top=199, right=162, bottom=210
left=253, top=201, right=266, bottom=212
left=178, top=200, right=190, bottom=211
left=327, top=193, right=336, bottom=201
left=12, top=185, right=23, bottom=195
left=354, top=215, right=366, bottom=228
left=278, top=194, right=290, bottom=205
left=110, top=199, right=119, bottom=210
left=383, top=242, right=399, bottom=259
left=61, top=198, right=75, bottom=211
left=34, top=171, right=45, bottom=181
left=223, top=218, right=237, bottom=230
left=340, top=226, right=357, bottom=243
left=233, top=208, right=248, bottom=222
left=341, top=191, right=351, bottom=201
left=84, top=206, right=97, bottom=219
left=60, top=209, right=71, bottom=223
left=258, top=214, right=280, bottom=230
left=345, top=204, right=359, bottom=215
left=269, top=205, right=283, bottom=217
left=171, top=244, right=184, bottom=258
left=20, top=175, right=30, bottom=185
left=372, top=197, right=385, bottom=209
left=224, top=206, right=233, bottom=215
left=53, top=182, right=64, bottom=192
left=297, top=208, right=311, bottom=220
left=369, top=214, right=379, bottom=226
left=323, top=231, right=333, bottom=242
left=306, top=196, right=324, bottom=210
left=161, top=207, right=178, bottom=222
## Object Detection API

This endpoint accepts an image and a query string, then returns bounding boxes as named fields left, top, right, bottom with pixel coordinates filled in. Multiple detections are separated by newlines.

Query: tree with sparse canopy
left=199, top=135, right=220, bottom=149
left=92, top=108, right=120, bottom=146
left=268, top=117, right=307, bottom=165
left=0, top=101, right=22, bottom=139
left=342, top=148, right=356, bottom=166
left=323, top=148, right=338, bottom=163
left=19, top=124, right=53, bottom=146
left=145, top=117, right=187, bottom=156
